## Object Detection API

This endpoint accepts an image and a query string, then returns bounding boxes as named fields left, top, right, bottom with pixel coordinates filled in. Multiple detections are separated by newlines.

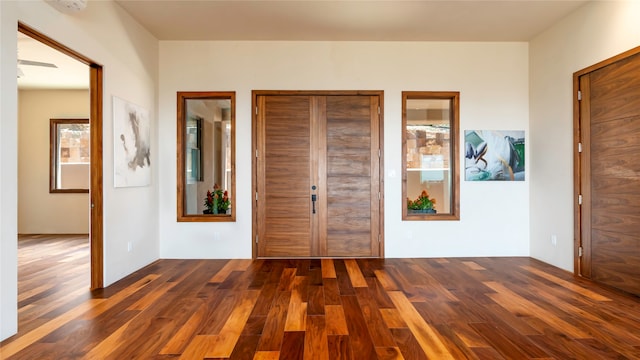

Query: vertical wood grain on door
left=578, top=50, right=640, bottom=295
left=257, top=96, right=312, bottom=257
left=256, top=93, right=381, bottom=258
left=325, top=96, right=380, bottom=257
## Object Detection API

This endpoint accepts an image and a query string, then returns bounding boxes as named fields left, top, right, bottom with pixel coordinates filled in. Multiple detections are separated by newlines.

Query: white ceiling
left=115, top=0, right=589, bottom=41
left=18, top=0, right=590, bottom=90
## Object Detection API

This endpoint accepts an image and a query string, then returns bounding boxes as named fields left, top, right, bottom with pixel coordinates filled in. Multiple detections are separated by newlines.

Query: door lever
left=311, top=194, right=317, bottom=214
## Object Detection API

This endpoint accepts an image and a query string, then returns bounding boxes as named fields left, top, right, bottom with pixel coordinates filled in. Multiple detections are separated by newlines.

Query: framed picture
left=113, top=96, right=151, bottom=187
left=465, top=130, right=525, bottom=181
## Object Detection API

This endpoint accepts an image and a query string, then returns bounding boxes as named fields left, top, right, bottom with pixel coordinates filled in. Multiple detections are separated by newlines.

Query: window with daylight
left=50, top=118, right=90, bottom=193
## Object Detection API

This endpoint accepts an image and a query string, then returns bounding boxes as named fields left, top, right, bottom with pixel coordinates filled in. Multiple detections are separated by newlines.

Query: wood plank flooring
left=3, top=235, right=640, bottom=359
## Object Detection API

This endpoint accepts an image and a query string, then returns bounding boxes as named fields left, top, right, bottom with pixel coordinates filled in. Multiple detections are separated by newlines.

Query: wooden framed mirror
left=402, top=91, right=460, bottom=221
left=177, top=92, right=235, bottom=222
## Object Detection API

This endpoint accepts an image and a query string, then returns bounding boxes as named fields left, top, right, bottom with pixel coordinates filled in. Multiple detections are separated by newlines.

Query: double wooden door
left=576, top=48, right=640, bottom=295
left=254, top=92, right=382, bottom=258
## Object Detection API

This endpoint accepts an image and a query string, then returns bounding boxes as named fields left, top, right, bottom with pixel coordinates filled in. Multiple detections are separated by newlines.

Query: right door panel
left=324, top=95, right=380, bottom=257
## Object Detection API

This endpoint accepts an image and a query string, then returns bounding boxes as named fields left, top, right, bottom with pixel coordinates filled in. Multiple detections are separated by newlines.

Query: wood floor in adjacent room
left=3, top=235, right=640, bottom=359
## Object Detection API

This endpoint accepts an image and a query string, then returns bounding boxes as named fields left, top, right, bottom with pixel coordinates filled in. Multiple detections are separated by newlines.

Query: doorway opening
left=18, top=23, right=104, bottom=290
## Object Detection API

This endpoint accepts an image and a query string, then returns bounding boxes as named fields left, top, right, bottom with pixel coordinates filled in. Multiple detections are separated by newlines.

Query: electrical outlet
left=551, top=235, right=557, bottom=246
left=214, top=232, right=220, bottom=241
left=127, top=241, right=132, bottom=252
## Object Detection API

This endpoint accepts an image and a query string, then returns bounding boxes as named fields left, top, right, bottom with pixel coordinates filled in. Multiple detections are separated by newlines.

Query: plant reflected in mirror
left=203, top=184, right=230, bottom=214
left=177, top=92, right=235, bottom=222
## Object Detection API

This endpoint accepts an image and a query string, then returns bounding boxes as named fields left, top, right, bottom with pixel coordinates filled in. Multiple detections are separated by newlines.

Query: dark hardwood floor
left=3, top=235, right=640, bottom=359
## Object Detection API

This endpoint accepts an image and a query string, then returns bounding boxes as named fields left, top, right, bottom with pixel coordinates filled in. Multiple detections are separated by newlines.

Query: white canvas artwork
left=113, top=96, right=151, bottom=187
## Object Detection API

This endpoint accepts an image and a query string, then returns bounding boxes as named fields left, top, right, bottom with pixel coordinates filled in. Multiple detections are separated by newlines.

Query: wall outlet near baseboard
left=551, top=235, right=557, bottom=246
left=127, top=241, right=132, bottom=252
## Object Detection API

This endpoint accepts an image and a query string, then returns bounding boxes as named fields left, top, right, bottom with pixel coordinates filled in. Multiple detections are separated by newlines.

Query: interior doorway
left=18, top=23, right=104, bottom=289
left=574, top=46, right=640, bottom=296
left=253, top=91, right=384, bottom=258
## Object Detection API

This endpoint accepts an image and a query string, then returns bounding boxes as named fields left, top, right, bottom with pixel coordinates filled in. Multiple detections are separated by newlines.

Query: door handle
left=311, top=194, right=317, bottom=214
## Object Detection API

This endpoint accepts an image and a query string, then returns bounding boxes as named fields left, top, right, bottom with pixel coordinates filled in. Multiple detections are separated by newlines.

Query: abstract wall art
left=465, top=130, right=525, bottom=181
left=113, top=96, right=151, bottom=187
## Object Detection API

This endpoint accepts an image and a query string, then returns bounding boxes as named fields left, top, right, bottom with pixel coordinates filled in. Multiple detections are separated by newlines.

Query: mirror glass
left=403, top=92, right=459, bottom=220
left=177, top=92, right=235, bottom=221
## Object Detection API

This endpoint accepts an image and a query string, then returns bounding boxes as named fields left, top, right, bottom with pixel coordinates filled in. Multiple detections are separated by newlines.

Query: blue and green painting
left=465, top=130, right=525, bottom=181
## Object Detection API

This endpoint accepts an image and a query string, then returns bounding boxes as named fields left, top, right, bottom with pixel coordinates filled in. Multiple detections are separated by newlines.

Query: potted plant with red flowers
left=407, top=190, right=437, bottom=214
left=204, top=184, right=230, bottom=214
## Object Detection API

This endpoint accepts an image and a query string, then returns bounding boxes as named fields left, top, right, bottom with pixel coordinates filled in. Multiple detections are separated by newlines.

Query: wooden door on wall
left=255, top=91, right=382, bottom=258
left=576, top=48, right=640, bottom=296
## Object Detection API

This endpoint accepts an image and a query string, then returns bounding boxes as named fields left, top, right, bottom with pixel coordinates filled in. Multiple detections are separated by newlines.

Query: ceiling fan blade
left=18, top=59, right=58, bottom=68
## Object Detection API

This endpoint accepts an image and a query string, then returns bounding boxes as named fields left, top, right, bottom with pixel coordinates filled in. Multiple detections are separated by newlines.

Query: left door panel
left=257, top=95, right=312, bottom=256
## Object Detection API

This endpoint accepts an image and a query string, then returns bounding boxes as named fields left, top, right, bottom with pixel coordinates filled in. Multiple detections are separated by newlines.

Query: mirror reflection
left=406, top=98, right=452, bottom=214
left=177, top=92, right=235, bottom=221
left=403, top=91, right=460, bottom=220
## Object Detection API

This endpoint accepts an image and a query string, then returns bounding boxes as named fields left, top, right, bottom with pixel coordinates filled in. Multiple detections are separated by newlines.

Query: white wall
left=18, top=90, right=90, bottom=234
left=0, top=0, right=158, bottom=340
left=529, top=1, right=640, bottom=271
left=159, top=41, right=530, bottom=259
left=0, top=0, right=17, bottom=342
